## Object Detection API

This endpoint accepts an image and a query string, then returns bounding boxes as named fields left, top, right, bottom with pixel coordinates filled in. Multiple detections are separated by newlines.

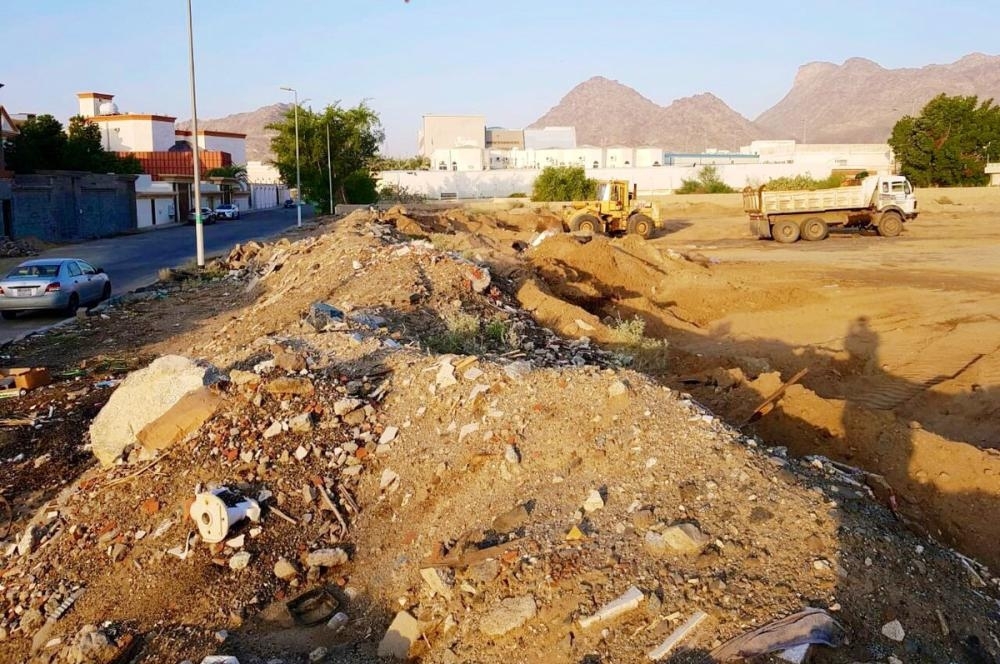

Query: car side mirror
left=96, top=267, right=105, bottom=274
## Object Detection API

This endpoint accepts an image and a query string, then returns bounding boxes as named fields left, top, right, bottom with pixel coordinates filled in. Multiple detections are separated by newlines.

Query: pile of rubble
left=0, top=236, right=39, bottom=258
left=0, top=210, right=998, bottom=663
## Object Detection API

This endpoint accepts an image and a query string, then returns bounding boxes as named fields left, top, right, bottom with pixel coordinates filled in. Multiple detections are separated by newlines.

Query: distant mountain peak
left=178, top=103, right=290, bottom=162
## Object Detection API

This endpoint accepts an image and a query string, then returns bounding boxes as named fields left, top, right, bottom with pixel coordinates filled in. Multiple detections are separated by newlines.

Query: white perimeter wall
left=378, top=163, right=855, bottom=199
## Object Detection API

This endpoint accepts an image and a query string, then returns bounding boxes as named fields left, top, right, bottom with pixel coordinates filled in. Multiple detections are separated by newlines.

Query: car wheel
left=65, top=293, right=80, bottom=315
left=101, top=282, right=112, bottom=301
left=1, top=311, right=18, bottom=320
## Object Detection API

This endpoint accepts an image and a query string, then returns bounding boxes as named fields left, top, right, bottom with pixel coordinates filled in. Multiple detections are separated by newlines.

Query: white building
left=985, top=163, right=1000, bottom=186
left=419, top=115, right=486, bottom=157
left=524, top=126, right=576, bottom=150
left=741, top=139, right=893, bottom=173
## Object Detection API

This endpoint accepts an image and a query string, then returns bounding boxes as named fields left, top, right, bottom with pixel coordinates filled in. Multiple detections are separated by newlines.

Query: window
left=891, top=182, right=905, bottom=194
left=10, top=264, right=60, bottom=278
left=78, top=261, right=97, bottom=275
left=67, top=262, right=82, bottom=277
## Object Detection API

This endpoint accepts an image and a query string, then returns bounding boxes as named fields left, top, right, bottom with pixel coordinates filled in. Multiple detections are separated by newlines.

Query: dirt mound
left=0, top=210, right=998, bottom=663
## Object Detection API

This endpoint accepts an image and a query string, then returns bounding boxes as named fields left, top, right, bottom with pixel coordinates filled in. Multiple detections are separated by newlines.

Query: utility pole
left=186, top=0, right=205, bottom=266
left=280, top=87, right=303, bottom=228
left=326, top=122, right=334, bottom=215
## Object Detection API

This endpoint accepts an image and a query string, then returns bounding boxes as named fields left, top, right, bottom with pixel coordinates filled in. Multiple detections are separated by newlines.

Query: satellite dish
left=98, top=101, right=119, bottom=116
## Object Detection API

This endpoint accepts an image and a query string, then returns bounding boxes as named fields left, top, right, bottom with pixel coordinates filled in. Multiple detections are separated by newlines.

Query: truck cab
left=871, top=175, right=918, bottom=219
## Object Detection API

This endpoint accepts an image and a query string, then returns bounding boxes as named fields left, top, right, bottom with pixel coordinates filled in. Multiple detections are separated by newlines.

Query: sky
left=3, top=0, right=998, bottom=156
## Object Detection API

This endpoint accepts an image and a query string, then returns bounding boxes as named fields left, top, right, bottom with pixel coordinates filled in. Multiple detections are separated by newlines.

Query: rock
left=504, top=361, right=531, bottom=381
left=215, top=630, right=229, bottom=643
left=16, top=524, right=38, bottom=556
left=377, top=611, right=422, bottom=659
left=379, top=426, right=399, bottom=445
left=479, top=595, right=537, bottom=636
left=229, top=551, right=251, bottom=571
left=334, top=398, right=363, bottom=416
left=266, top=377, right=314, bottom=396
left=492, top=504, right=530, bottom=532
left=575, top=318, right=595, bottom=332
left=644, top=523, right=710, bottom=555
left=89, top=355, right=219, bottom=466
left=263, top=421, right=283, bottom=439
left=582, top=489, right=605, bottom=513
left=308, top=647, right=328, bottom=662
left=467, top=266, right=491, bottom=293
left=289, top=412, right=313, bottom=433
left=229, top=370, right=260, bottom=387
left=274, top=557, right=298, bottom=581
left=380, top=468, right=400, bottom=493
left=306, top=548, right=348, bottom=568
left=294, top=445, right=309, bottom=461
left=66, top=625, right=114, bottom=664
left=270, top=345, right=306, bottom=372
left=881, top=619, right=905, bottom=642
left=420, top=567, right=454, bottom=599
left=436, top=362, right=457, bottom=388
left=608, top=380, right=628, bottom=398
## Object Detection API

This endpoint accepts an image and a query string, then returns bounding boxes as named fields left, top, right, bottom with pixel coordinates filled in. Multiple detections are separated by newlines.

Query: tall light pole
left=279, top=86, right=302, bottom=228
left=326, top=122, right=334, bottom=215
left=186, top=0, right=205, bottom=266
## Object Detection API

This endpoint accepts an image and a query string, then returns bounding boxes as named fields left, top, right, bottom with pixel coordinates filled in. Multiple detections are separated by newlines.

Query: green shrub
left=508, top=192, right=528, bottom=198
left=532, top=166, right=597, bottom=202
left=343, top=169, right=378, bottom=204
left=675, top=166, right=735, bottom=194
left=765, top=172, right=846, bottom=191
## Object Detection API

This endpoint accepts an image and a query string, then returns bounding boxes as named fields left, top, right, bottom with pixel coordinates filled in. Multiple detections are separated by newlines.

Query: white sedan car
left=214, top=203, right=241, bottom=220
left=0, top=258, right=112, bottom=319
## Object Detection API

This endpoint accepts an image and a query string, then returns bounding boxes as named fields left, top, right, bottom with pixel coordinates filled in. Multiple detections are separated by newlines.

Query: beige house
left=986, top=163, right=1000, bottom=186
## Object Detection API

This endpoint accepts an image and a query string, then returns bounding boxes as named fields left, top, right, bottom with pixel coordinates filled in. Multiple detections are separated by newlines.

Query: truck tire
left=627, top=214, right=654, bottom=239
left=772, top=219, right=800, bottom=243
left=877, top=211, right=903, bottom=237
left=570, top=214, right=600, bottom=235
left=801, top=217, right=829, bottom=241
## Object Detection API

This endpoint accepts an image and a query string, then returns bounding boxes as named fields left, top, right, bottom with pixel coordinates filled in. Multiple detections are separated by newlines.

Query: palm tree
left=206, top=163, right=248, bottom=184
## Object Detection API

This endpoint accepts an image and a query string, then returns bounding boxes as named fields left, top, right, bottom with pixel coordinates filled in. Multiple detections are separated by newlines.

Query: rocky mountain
left=530, top=76, right=768, bottom=151
left=177, top=103, right=289, bottom=162
left=756, top=53, right=1000, bottom=143
left=531, top=54, right=1000, bottom=149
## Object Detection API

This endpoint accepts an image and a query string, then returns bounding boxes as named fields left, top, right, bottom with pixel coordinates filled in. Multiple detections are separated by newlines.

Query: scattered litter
left=711, top=608, right=844, bottom=660
left=189, top=488, right=261, bottom=544
left=578, top=586, right=644, bottom=629
left=647, top=610, right=707, bottom=660
left=287, top=587, right=339, bottom=626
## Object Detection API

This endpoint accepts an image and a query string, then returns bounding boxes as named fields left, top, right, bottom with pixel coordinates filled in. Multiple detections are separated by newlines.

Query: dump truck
left=742, top=174, right=918, bottom=243
left=565, top=180, right=659, bottom=239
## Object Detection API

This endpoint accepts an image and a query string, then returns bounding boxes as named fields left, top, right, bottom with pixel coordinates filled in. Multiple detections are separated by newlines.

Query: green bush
left=532, top=166, right=597, bottom=202
left=508, top=192, right=528, bottom=198
left=764, top=172, right=846, bottom=191
left=675, top=166, right=735, bottom=194
left=343, top=169, right=378, bottom=204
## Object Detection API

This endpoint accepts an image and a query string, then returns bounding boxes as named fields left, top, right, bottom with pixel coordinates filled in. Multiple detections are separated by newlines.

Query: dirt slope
left=0, top=207, right=998, bottom=663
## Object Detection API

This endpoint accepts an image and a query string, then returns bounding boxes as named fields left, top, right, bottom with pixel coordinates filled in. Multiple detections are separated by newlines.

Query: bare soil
left=0, top=193, right=998, bottom=664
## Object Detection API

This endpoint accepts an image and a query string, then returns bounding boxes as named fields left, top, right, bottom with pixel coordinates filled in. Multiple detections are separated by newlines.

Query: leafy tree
left=343, top=169, right=378, bottom=204
left=889, top=94, right=1000, bottom=187
left=268, top=102, right=384, bottom=210
left=676, top=165, right=735, bottom=194
left=531, top=166, right=596, bottom=201
left=206, top=163, right=248, bottom=183
left=4, top=114, right=142, bottom=174
left=4, top=115, right=67, bottom=173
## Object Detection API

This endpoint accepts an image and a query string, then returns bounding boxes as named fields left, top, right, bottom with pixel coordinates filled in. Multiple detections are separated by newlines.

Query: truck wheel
left=801, top=217, right=829, bottom=241
left=877, top=211, right=903, bottom=237
left=570, top=214, right=600, bottom=235
left=772, top=219, right=800, bottom=243
left=627, top=214, right=654, bottom=239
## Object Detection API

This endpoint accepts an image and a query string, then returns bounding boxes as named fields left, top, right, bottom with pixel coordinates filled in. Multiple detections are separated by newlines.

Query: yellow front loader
left=564, top=180, right=659, bottom=239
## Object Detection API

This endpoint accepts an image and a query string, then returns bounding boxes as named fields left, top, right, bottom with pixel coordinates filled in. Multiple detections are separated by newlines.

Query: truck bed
left=760, top=186, right=870, bottom=215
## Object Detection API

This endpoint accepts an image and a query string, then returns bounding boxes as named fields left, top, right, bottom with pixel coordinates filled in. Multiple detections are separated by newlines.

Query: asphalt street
left=0, top=205, right=314, bottom=344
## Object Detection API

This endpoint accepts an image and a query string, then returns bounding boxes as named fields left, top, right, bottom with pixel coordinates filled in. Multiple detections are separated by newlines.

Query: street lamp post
left=279, top=86, right=302, bottom=228
left=186, top=0, right=205, bottom=266
left=326, top=122, right=334, bottom=215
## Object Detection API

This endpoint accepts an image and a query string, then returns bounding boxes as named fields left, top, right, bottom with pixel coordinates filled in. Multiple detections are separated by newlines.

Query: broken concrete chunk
left=270, top=344, right=306, bottom=372
left=578, top=586, right=644, bottom=630
left=289, top=412, right=314, bottom=433
left=305, top=548, right=348, bottom=569
left=379, top=426, right=399, bottom=445
left=89, top=355, right=219, bottom=466
left=582, top=489, right=605, bottom=513
left=881, top=619, right=905, bottom=642
left=647, top=610, right=707, bottom=660
left=608, top=380, right=628, bottom=398
left=644, top=523, right=710, bottom=555
left=334, top=398, right=364, bottom=416
left=436, top=361, right=458, bottom=388
left=479, top=595, right=537, bottom=636
left=263, top=421, right=283, bottom=439
left=229, top=370, right=260, bottom=387
left=229, top=551, right=251, bottom=571
left=136, top=387, right=223, bottom=457
left=306, top=302, right=345, bottom=332
left=420, top=567, right=454, bottom=599
left=274, top=557, right=299, bottom=581
left=377, top=611, right=422, bottom=659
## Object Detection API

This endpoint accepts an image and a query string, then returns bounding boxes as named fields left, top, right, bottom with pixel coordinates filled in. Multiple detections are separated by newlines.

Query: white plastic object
left=189, top=488, right=261, bottom=544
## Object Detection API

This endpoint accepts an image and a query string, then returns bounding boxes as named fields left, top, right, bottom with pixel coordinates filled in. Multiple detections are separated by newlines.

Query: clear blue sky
left=3, top=0, right=997, bottom=155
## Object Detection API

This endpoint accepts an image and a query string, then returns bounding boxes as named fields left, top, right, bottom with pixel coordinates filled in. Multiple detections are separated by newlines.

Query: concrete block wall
left=11, top=172, right=138, bottom=242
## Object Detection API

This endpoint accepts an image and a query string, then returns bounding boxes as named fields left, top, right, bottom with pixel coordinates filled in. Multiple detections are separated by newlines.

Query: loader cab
left=595, top=180, right=630, bottom=212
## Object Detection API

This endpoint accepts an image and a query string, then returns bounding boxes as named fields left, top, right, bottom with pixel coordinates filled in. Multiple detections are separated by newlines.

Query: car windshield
left=8, top=264, right=60, bottom=279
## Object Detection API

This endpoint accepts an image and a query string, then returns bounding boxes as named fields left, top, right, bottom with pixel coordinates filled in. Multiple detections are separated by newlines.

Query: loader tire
left=801, top=217, right=829, bottom=241
left=570, top=214, right=600, bottom=235
left=627, top=214, right=654, bottom=239
left=877, top=211, right=903, bottom=237
left=772, top=219, right=800, bottom=244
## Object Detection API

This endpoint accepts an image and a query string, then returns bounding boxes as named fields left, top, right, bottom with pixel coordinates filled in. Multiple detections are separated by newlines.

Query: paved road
left=0, top=205, right=314, bottom=343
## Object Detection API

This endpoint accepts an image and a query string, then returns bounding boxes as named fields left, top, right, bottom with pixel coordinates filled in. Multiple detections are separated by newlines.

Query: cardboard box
left=0, top=368, right=52, bottom=391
